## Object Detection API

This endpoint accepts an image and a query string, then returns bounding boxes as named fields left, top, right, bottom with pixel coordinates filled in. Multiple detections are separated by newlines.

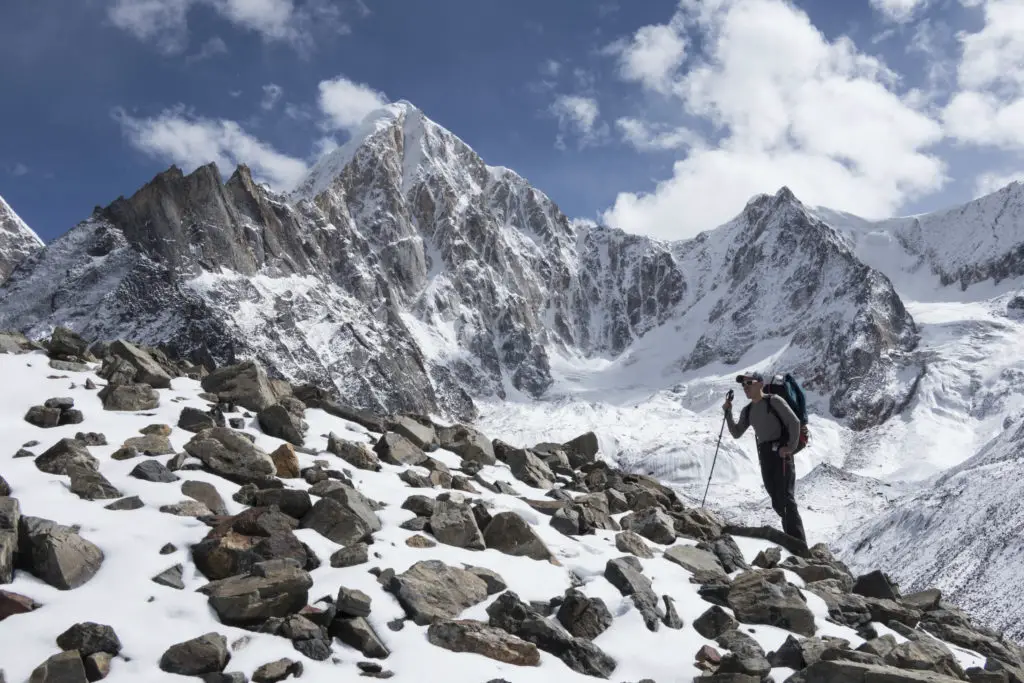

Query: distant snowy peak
left=0, top=193, right=44, bottom=283
left=817, top=180, right=1024, bottom=291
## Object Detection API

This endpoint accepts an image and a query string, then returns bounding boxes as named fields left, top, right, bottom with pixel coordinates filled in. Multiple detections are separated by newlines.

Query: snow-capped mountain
left=0, top=193, right=44, bottom=282
left=0, top=102, right=916, bottom=432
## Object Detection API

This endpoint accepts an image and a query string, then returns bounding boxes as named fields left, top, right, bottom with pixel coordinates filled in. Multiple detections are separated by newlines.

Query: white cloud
left=606, top=23, right=687, bottom=94
left=108, top=0, right=193, bottom=54
left=317, top=76, right=388, bottom=132
left=974, top=170, right=1024, bottom=198
left=10, top=163, right=29, bottom=177
left=107, top=0, right=351, bottom=54
left=113, top=106, right=308, bottom=191
left=616, top=118, right=701, bottom=152
left=550, top=95, right=608, bottom=149
left=261, top=83, right=284, bottom=111
left=942, top=1, right=1024, bottom=153
left=601, top=0, right=946, bottom=240
left=869, top=0, right=929, bottom=23
left=541, top=59, right=561, bottom=78
left=185, top=36, right=228, bottom=63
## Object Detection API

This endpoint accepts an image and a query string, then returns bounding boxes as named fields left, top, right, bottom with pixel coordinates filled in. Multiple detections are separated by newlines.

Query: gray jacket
left=726, top=395, right=801, bottom=452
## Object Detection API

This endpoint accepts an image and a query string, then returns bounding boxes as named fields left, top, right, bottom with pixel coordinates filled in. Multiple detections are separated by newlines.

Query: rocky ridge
left=1, top=330, right=1022, bottom=682
left=0, top=102, right=919, bottom=429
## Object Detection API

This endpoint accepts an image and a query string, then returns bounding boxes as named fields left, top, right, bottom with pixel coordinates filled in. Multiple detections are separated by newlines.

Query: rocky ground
left=1, top=327, right=1023, bottom=683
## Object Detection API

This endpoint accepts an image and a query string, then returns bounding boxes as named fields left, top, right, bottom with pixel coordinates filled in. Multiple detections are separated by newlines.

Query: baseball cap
left=736, top=371, right=764, bottom=384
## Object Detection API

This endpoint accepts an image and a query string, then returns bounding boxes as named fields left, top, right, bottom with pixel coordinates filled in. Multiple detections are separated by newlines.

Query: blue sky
left=1, top=0, right=1023, bottom=243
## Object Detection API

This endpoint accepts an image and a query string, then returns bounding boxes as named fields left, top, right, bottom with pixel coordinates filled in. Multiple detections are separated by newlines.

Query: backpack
left=763, top=373, right=810, bottom=452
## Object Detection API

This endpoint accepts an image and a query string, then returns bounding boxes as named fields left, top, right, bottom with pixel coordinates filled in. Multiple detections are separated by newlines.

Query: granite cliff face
left=0, top=102, right=920, bottom=426
left=0, top=194, right=44, bottom=283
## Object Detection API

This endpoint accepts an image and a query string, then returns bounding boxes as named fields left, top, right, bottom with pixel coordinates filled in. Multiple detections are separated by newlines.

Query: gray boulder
left=184, top=427, right=276, bottom=483
left=430, top=499, right=485, bottom=550
left=257, top=398, right=308, bottom=446
left=427, top=619, right=540, bottom=666
left=18, top=516, right=104, bottom=590
left=327, top=434, right=381, bottom=471
left=66, top=464, right=121, bottom=501
left=621, top=507, right=676, bottom=545
left=201, top=360, right=279, bottom=412
left=483, top=512, right=555, bottom=562
left=727, top=569, right=816, bottom=636
left=198, top=559, right=313, bottom=627
left=386, top=560, right=490, bottom=625
left=300, top=490, right=382, bottom=546
left=159, top=633, right=230, bottom=676
left=98, top=383, right=159, bottom=411
left=35, top=439, right=99, bottom=476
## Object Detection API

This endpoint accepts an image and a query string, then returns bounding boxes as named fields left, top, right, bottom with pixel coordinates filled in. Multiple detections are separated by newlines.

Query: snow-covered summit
left=0, top=193, right=44, bottom=282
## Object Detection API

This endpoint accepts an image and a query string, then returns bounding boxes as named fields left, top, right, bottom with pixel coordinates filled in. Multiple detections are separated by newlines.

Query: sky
left=1, top=0, right=1023, bottom=244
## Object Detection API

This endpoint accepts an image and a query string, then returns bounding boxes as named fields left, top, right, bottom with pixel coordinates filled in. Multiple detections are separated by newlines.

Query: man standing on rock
left=723, top=372, right=807, bottom=545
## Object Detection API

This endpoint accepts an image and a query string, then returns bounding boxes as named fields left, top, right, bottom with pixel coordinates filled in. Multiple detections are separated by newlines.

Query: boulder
left=191, top=507, right=317, bottom=580
left=18, top=516, right=104, bottom=590
left=47, top=326, right=90, bottom=360
left=252, top=658, right=303, bottom=683
left=727, top=569, right=816, bottom=636
left=389, top=415, right=437, bottom=449
left=330, top=616, right=390, bottom=659
left=66, top=464, right=122, bottom=501
left=486, top=591, right=617, bottom=678
left=257, top=398, right=308, bottom=447
left=562, top=431, right=599, bottom=469
left=374, top=432, right=427, bottom=467
left=800, top=659, right=967, bottom=683
left=505, top=449, right=554, bottom=489
left=179, top=406, right=227, bottom=433
left=0, top=589, right=41, bottom=620
left=122, top=433, right=174, bottom=455
left=181, top=480, right=228, bottom=516
left=184, top=427, right=276, bottom=483
left=252, top=489, right=312, bottom=520
left=105, top=340, right=172, bottom=388
left=129, top=460, right=179, bottom=483
left=201, top=361, right=278, bottom=412
left=438, top=425, right=497, bottom=466
left=159, top=633, right=230, bottom=676
left=664, top=544, right=727, bottom=579
left=385, top=560, right=490, bottom=626
left=693, top=605, right=739, bottom=639
left=198, top=559, right=313, bottom=627
left=327, top=434, right=381, bottom=471
left=56, top=622, right=122, bottom=657
left=35, top=439, right=99, bottom=476
left=615, top=531, right=654, bottom=559
left=556, top=589, right=613, bottom=640
left=300, top=488, right=382, bottom=546
left=270, top=444, right=301, bottom=479
left=428, top=619, right=540, bottom=666
left=27, top=650, right=88, bottom=683
left=430, top=499, right=485, bottom=550
left=97, top=383, right=159, bottom=411
left=483, top=512, right=555, bottom=562
left=621, top=507, right=676, bottom=545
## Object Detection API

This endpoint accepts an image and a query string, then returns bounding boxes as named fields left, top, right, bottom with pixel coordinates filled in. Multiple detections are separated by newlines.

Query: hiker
left=723, top=371, right=807, bottom=545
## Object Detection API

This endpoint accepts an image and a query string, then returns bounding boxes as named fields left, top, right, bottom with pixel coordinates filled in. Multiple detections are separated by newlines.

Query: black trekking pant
left=757, top=442, right=807, bottom=544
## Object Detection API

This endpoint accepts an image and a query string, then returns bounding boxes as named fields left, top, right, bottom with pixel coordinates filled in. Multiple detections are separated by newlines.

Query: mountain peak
left=0, top=193, right=45, bottom=282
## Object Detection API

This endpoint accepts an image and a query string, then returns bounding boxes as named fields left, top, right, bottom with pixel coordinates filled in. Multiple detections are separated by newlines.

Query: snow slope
left=0, top=193, right=44, bottom=282
left=2, top=349, right=1010, bottom=682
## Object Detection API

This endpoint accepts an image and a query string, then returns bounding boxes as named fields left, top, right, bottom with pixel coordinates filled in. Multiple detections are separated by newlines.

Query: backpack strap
left=763, top=395, right=789, bottom=446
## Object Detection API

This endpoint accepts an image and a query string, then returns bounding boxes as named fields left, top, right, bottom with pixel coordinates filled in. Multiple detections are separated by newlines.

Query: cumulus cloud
left=616, top=118, right=701, bottom=152
left=317, top=76, right=388, bottom=132
left=869, top=0, right=929, bottom=23
left=601, top=0, right=946, bottom=240
left=941, top=1, right=1024, bottom=152
left=107, top=0, right=351, bottom=55
left=550, top=95, right=608, bottom=150
left=604, top=22, right=687, bottom=94
left=113, top=105, right=309, bottom=191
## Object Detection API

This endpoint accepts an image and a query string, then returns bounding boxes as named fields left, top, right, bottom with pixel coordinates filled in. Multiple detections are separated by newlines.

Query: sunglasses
left=741, top=380, right=759, bottom=386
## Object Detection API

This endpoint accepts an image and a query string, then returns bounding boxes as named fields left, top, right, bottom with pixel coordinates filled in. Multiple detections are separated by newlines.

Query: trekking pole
left=701, top=389, right=733, bottom=508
